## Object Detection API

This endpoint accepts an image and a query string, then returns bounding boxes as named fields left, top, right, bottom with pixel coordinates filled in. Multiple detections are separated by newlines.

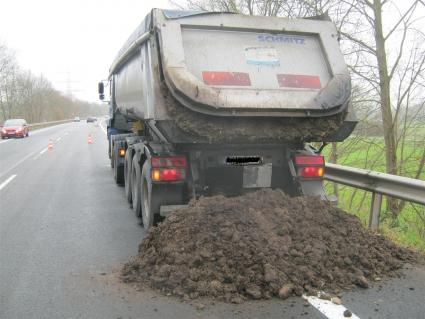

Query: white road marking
left=0, top=174, right=17, bottom=191
left=100, top=122, right=107, bottom=135
left=1, top=124, right=70, bottom=174
left=0, top=139, right=11, bottom=144
left=33, top=147, right=49, bottom=160
left=304, top=295, right=360, bottom=319
left=0, top=150, right=40, bottom=179
left=56, top=137, right=62, bottom=141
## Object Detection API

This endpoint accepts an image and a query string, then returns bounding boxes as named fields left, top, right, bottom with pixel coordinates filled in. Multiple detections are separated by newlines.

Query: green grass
left=322, top=134, right=425, bottom=252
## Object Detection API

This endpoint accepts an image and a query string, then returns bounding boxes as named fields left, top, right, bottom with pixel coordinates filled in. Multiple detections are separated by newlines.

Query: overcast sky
left=0, top=0, right=171, bottom=102
left=0, top=0, right=423, bottom=103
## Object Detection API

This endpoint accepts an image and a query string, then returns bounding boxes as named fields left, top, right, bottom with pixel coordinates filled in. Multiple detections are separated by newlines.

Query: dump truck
left=98, top=9, right=357, bottom=230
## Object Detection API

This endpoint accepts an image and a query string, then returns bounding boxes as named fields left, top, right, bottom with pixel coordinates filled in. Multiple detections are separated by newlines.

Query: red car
left=1, top=119, right=29, bottom=139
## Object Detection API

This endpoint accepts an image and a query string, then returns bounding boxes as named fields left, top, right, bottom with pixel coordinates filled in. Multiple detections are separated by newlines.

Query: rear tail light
left=152, top=168, right=186, bottom=181
left=293, top=155, right=324, bottom=178
left=151, top=156, right=187, bottom=168
left=151, top=156, right=187, bottom=182
left=294, top=155, right=324, bottom=166
left=299, top=166, right=324, bottom=177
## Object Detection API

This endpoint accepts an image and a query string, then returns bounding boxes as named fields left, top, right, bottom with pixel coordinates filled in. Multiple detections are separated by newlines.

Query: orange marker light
left=152, top=169, right=161, bottom=181
left=119, top=149, right=126, bottom=157
left=300, top=166, right=324, bottom=177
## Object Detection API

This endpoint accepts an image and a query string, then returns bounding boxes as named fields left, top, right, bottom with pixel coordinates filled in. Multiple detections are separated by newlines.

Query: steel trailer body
left=102, top=9, right=356, bottom=229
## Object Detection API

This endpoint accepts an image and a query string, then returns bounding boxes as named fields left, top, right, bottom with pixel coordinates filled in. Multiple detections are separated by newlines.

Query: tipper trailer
left=99, top=9, right=357, bottom=230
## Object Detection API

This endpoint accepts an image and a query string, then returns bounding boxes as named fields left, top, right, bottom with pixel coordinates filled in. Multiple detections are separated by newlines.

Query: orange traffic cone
left=48, top=139, right=53, bottom=150
left=88, top=134, right=93, bottom=144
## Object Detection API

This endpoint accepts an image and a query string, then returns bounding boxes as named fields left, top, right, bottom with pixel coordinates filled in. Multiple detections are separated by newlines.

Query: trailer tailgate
left=159, top=12, right=350, bottom=117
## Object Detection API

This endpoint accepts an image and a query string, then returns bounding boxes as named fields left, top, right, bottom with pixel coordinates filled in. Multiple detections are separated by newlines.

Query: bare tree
left=172, top=0, right=425, bottom=218
left=334, top=0, right=425, bottom=218
left=0, top=41, right=106, bottom=124
left=0, top=42, right=18, bottom=120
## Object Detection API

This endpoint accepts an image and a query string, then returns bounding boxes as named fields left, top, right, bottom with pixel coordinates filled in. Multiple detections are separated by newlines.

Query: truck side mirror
left=98, top=82, right=105, bottom=100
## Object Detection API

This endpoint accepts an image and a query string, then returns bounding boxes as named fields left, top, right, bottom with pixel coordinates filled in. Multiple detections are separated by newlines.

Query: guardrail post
left=368, top=192, right=382, bottom=230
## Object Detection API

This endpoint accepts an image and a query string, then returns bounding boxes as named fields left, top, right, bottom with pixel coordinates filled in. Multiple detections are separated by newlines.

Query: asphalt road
left=0, top=122, right=424, bottom=319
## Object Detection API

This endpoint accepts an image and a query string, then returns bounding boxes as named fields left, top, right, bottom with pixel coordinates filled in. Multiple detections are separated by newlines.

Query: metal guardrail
left=324, top=163, right=425, bottom=230
left=29, top=119, right=74, bottom=129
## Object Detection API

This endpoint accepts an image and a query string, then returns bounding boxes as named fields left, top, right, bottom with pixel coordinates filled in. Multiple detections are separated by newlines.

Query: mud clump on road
left=122, top=189, right=418, bottom=302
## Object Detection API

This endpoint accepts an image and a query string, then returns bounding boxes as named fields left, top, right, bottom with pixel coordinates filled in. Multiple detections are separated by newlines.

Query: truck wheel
left=131, top=155, right=142, bottom=217
left=113, top=146, right=124, bottom=185
left=124, top=151, right=133, bottom=205
left=110, top=141, right=114, bottom=168
left=141, top=160, right=161, bottom=230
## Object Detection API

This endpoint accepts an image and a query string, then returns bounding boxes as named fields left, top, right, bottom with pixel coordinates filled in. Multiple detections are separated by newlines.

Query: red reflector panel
left=277, top=74, right=321, bottom=89
left=294, top=155, right=324, bottom=166
left=151, top=156, right=187, bottom=168
left=202, top=71, right=251, bottom=86
left=152, top=168, right=186, bottom=182
left=299, top=166, right=324, bottom=177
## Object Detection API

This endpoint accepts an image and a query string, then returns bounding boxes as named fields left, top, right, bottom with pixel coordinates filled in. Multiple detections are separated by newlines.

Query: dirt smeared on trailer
left=122, top=189, right=419, bottom=302
left=163, top=89, right=346, bottom=143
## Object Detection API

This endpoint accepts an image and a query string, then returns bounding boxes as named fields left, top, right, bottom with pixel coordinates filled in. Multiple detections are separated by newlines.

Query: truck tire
left=124, top=151, right=133, bottom=205
left=131, top=155, right=142, bottom=217
left=113, top=145, right=124, bottom=184
left=141, top=160, right=161, bottom=230
left=110, top=142, right=115, bottom=169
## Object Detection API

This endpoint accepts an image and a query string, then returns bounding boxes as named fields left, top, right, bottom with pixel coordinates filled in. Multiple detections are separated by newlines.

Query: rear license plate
left=243, top=163, right=272, bottom=188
